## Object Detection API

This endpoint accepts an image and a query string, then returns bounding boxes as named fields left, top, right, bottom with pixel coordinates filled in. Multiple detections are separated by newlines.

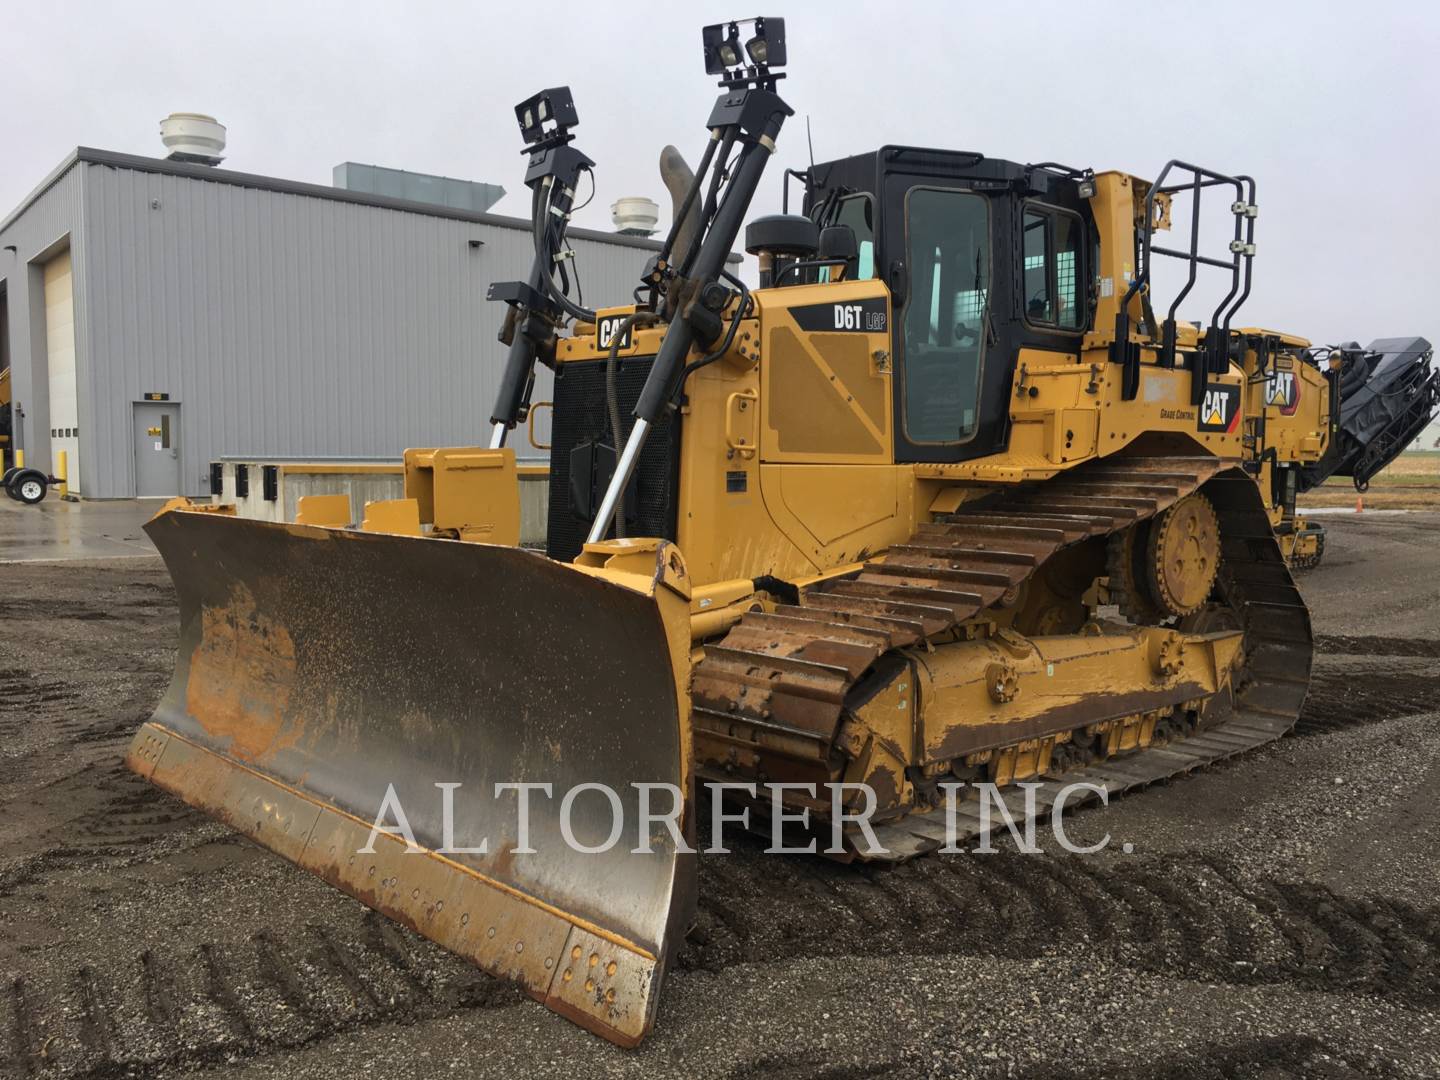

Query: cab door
left=883, top=178, right=1011, bottom=463
left=882, top=170, right=1091, bottom=465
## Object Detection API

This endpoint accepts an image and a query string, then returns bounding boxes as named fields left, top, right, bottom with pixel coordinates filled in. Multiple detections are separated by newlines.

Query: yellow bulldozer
left=127, top=17, right=1438, bottom=1048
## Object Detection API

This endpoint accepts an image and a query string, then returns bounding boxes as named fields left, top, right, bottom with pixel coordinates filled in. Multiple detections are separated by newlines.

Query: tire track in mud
left=679, top=850, right=1440, bottom=1009
left=1296, top=669, right=1440, bottom=735
left=0, top=669, right=80, bottom=717
left=0, top=766, right=209, bottom=897
left=0, top=568, right=175, bottom=767
left=0, top=667, right=160, bottom=754
left=6, top=978, right=40, bottom=1078
left=1314, top=634, right=1440, bottom=659
left=1018, top=1034, right=1412, bottom=1080
left=0, top=594, right=172, bottom=623
left=0, top=915, right=523, bottom=1078
left=725, top=1034, right=1410, bottom=1080
left=62, top=777, right=205, bottom=858
left=1298, top=635, right=1440, bottom=736
left=0, top=600, right=116, bottom=623
left=728, top=1055, right=920, bottom=1080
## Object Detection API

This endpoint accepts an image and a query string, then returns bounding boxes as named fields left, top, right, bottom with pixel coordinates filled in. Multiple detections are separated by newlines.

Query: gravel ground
left=1, top=511, right=1438, bottom=1079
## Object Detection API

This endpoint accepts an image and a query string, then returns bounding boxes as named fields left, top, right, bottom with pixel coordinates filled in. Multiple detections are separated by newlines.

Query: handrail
left=1112, top=160, right=1257, bottom=403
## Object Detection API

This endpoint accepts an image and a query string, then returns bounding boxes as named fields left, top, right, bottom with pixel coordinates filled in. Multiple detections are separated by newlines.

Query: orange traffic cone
left=1356, top=494, right=1364, bottom=513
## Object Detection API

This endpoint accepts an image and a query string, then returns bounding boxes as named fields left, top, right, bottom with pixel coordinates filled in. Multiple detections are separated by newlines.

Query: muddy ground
left=2, top=512, right=1439, bottom=1079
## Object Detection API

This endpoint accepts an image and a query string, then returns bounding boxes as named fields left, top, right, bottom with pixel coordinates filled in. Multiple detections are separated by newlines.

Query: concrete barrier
left=214, top=458, right=550, bottom=545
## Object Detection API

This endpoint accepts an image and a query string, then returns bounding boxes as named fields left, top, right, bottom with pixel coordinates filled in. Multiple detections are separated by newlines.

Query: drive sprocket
left=1109, top=492, right=1221, bottom=621
left=1145, top=492, right=1221, bottom=617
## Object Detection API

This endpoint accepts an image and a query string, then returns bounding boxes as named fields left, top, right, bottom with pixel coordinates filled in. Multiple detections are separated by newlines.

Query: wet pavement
left=0, top=496, right=159, bottom=562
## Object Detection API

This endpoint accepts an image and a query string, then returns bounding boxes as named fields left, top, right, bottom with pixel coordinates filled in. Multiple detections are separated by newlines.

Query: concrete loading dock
left=211, top=457, right=550, bottom=544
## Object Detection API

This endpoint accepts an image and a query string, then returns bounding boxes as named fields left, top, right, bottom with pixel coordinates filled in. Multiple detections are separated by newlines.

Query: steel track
left=691, top=456, right=1314, bottom=858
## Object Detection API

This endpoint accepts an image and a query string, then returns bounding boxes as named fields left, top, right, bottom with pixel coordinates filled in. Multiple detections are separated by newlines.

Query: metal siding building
left=0, top=149, right=661, bottom=498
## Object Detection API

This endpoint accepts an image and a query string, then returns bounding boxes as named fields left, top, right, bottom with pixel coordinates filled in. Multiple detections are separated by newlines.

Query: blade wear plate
left=127, top=510, right=695, bottom=1047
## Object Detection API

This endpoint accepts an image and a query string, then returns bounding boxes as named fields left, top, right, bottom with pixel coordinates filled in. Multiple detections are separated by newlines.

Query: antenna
left=806, top=114, right=815, bottom=174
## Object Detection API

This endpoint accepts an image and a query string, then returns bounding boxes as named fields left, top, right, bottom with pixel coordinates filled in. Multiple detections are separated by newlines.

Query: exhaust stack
left=659, top=146, right=698, bottom=267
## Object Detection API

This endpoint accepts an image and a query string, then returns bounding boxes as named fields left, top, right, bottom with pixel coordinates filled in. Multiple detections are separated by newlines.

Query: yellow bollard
left=56, top=450, right=68, bottom=498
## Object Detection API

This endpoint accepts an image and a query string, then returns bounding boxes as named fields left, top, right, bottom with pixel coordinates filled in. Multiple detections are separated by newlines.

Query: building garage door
left=44, top=250, right=80, bottom=495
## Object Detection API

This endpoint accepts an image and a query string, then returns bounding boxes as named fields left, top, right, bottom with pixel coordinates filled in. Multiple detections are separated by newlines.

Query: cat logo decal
left=1198, top=385, right=1242, bottom=433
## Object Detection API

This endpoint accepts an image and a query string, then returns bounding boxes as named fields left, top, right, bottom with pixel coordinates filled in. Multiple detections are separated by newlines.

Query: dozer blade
left=127, top=510, right=696, bottom=1047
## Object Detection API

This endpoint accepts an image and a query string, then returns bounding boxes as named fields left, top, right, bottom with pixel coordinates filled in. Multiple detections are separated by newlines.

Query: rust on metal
left=126, top=510, right=695, bottom=1047
left=184, top=583, right=298, bottom=762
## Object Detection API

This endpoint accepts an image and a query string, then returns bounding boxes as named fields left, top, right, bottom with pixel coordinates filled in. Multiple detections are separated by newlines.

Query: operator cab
left=800, top=148, right=1097, bottom=463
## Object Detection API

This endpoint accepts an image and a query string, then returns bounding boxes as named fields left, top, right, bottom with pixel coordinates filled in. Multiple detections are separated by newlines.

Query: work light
left=514, top=87, right=578, bottom=146
left=704, top=17, right=785, bottom=77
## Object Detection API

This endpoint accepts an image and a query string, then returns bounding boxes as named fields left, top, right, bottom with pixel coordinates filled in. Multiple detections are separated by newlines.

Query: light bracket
left=702, top=17, right=785, bottom=87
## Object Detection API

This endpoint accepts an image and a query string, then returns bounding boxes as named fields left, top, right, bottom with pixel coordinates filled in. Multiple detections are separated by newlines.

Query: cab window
left=1022, top=205, right=1083, bottom=331
left=902, top=188, right=990, bottom=443
left=831, top=193, right=876, bottom=280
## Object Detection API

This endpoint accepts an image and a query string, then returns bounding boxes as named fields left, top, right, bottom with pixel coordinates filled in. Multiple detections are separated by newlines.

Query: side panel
left=1261, top=356, right=1330, bottom=463
left=671, top=281, right=911, bottom=586
left=758, top=280, right=893, bottom=464
left=675, top=360, right=819, bottom=584
left=765, top=463, right=911, bottom=568
left=752, top=280, right=908, bottom=575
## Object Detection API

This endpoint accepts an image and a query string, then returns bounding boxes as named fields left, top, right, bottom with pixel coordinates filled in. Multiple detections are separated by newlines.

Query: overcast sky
left=6, top=0, right=1438, bottom=405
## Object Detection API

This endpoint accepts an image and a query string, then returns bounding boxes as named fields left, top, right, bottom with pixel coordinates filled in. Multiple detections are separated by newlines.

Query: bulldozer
left=127, top=17, right=1438, bottom=1047
left=1284, top=336, right=1437, bottom=566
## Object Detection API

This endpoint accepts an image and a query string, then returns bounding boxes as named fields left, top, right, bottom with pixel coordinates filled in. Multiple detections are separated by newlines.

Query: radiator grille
left=546, top=355, right=680, bottom=562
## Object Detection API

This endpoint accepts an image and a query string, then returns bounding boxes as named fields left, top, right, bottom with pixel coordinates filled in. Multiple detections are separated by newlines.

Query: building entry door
left=133, top=403, right=180, bottom=496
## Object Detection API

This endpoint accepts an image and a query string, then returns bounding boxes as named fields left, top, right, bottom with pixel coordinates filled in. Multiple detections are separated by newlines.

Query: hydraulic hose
left=490, top=151, right=593, bottom=443
left=531, top=176, right=599, bottom=325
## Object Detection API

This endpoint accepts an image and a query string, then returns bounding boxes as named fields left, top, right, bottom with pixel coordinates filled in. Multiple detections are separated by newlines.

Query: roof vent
left=333, top=163, right=504, bottom=213
left=160, top=113, right=226, bottom=166
left=612, top=196, right=660, bottom=236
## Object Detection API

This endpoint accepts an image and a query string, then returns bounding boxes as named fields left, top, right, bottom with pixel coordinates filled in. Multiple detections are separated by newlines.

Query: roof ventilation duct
left=611, top=196, right=660, bottom=236
left=160, top=113, right=226, bottom=166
